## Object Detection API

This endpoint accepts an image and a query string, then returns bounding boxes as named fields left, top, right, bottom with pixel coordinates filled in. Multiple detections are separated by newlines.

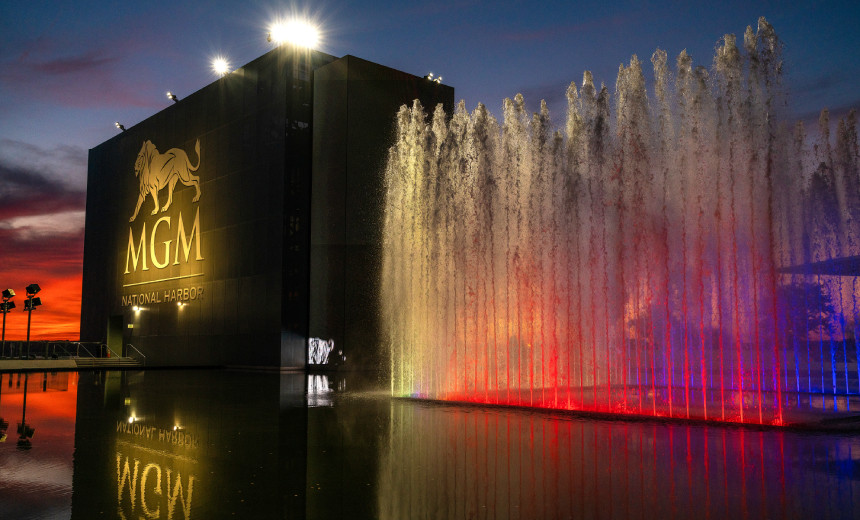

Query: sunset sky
left=0, top=1, right=858, bottom=340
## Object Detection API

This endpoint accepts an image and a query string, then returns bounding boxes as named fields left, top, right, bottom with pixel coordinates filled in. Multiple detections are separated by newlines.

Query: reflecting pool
left=0, top=369, right=858, bottom=519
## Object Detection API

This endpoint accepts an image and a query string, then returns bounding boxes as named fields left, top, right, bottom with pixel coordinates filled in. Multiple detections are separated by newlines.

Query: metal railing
left=46, top=341, right=90, bottom=360
left=0, top=340, right=146, bottom=367
left=126, top=344, right=146, bottom=366
left=76, top=343, right=98, bottom=366
left=106, top=345, right=121, bottom=359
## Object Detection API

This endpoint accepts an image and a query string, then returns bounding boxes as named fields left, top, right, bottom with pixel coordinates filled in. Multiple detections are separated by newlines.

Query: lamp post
left=23, top=284, right=41, bottom=359
left=1, top=289, right=14, bottom=359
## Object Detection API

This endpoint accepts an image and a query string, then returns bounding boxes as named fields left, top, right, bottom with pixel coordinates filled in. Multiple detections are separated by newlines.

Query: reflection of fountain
left=382, top=18, right=860, bottom=425
left=378, top=399, right=860, bottom=519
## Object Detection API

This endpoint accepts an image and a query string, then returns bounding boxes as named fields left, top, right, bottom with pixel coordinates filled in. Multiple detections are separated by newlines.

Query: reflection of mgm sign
left=130, top=139, right=201, bottom=222
left=116, top=451, right=196, bottom=520
left=124, top=138, right=204, bottom=277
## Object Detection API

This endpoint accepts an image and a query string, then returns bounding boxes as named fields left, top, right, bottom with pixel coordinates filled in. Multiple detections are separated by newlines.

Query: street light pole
left=25, top=300, right=32, bottom=359
left=1, top=289, right=14, bottom=359
left=23, top=284, right=40, bottom=360
left=2, top=305, right=7, bottom=359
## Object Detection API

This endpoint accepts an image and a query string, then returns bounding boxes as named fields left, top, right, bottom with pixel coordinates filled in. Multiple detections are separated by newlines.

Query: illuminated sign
left=130, top=139, right=201, bottom=223
left=124, top=209, right=203, bottom=273
left=122, top=139, right=205, bottom=298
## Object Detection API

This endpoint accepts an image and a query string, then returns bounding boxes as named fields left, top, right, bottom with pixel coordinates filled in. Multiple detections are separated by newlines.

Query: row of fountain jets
left=382, top=18, right=860, bottom=425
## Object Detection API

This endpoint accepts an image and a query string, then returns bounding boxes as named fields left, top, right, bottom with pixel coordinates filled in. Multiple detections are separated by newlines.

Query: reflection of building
left=81, top=48, right=453, bottom=368
left=70, top=370, right=391, bottom=518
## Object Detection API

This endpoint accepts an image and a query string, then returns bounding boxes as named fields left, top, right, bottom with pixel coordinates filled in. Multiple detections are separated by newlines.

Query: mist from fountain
left=382, top=17, right=860, bottom=425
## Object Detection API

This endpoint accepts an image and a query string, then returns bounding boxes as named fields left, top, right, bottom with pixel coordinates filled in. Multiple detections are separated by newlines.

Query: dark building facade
left=80, top=46, right=453, bottom=369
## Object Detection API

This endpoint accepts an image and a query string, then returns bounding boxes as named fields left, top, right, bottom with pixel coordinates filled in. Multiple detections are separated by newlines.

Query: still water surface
left=0, top=369, right=857, bottom=519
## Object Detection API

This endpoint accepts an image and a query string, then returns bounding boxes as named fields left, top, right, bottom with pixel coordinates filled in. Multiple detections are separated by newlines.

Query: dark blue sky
left=0, top=0, right=857, bottom=337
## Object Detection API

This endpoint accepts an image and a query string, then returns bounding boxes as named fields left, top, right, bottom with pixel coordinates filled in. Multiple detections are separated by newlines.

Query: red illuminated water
left=382, top=18, right=860, bottom=426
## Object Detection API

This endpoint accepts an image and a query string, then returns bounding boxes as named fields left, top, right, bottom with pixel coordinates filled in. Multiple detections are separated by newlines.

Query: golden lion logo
left=130, top=139, right=201, bottom=222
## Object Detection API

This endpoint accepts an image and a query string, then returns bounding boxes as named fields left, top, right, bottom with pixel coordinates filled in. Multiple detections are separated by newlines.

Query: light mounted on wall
left=115, top=122, right=126, bottom=131
left=212, top=56, right=230, bottom=77
left=167, top=91, right=179, bottom=103
left=424, top=72, right=443, bottom=84
left=267, top=19, right=320, bottom=49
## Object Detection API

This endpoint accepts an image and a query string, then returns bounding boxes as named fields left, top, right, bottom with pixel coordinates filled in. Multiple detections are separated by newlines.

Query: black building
left=80, top=46, right=453, bottom=370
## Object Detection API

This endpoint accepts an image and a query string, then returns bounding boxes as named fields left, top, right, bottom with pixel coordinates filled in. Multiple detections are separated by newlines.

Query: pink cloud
left=0, top=38, right=160, bottom=109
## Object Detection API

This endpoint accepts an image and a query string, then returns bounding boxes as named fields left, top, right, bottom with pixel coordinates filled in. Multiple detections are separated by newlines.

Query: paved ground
left=0, top=359, right=78, bottom=372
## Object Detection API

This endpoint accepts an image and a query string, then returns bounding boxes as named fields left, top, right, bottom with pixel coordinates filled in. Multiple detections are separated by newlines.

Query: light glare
left=212, top=56, right=230, bottom=76
left=269, top=19, right=320, bottom=48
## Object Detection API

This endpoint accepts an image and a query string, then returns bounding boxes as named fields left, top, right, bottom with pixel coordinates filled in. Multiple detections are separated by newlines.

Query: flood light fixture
left=425, top=72, right=443, bottom=84
left=268, top=19, right=319, bottom=48
left=115, top=122, right=126, bottom=131
left=167, top=91, right=178, bottom=102
left=211, top=56, right=230, bottom=76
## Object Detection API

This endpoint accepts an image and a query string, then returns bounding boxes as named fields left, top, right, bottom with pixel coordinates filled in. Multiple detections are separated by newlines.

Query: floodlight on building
left=115, top=122, right=126, bottom=131
left=267, top=19, right=320, bottom=48
left=212, top=56, right=230, bottom=76
left=425, top=72, right=443, bottom=84
left=167, top=91, right=179, bottom=103
left=132, top=306, right=140, bottom=312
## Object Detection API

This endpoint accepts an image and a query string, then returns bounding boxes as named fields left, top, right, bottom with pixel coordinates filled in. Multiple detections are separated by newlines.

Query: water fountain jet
left=382, top=17, right=860, bottom=426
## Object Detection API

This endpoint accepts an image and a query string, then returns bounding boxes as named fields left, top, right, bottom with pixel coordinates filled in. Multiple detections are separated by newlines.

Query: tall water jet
left=382, top=18, right=860, bottom=425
